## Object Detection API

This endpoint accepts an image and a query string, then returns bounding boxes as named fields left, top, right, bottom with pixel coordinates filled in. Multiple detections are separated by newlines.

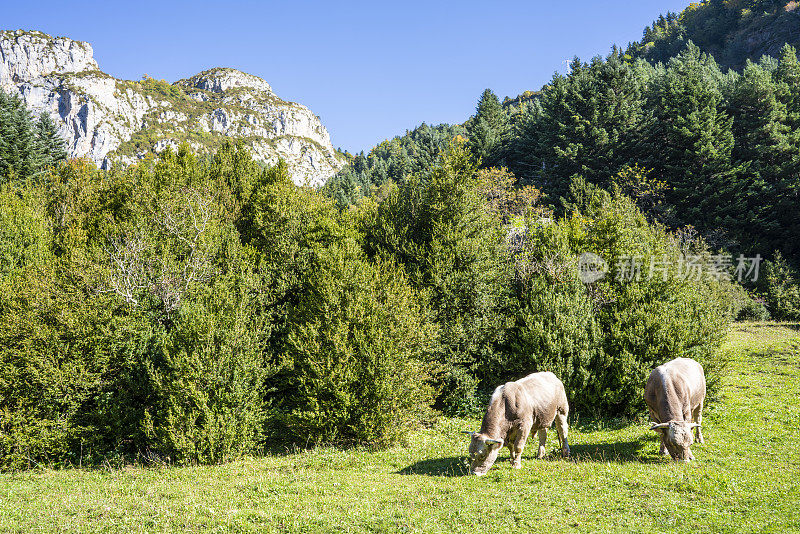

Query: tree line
left=0, top=125, right=739, bottom=469
left=326, top=43, right=800, bottom=321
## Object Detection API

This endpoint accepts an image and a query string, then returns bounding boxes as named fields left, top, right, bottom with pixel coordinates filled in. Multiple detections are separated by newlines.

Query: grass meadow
left=0, top=323, right=798, bottom=533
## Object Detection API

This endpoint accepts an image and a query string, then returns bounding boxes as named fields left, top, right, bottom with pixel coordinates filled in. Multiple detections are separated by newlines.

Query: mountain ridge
left=0, top=29, right=345, bottom=185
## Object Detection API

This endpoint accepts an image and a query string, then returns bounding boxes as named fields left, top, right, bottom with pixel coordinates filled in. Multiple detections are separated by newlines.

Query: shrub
left=509, top=194, right=730, bottom=416
left=737, top=297, right=771, bottom=321
left=0, top=145, right=276, bottom=468
left=758, top=252, right=800, bottom=320
left=280, top=245, right=434, bottom=446
left=240, top=157, right=437, bottom=447
left=362, top=141, right=511, bottom=415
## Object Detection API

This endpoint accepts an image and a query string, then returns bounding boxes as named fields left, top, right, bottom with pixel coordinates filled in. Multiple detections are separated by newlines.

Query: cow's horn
left=650, top=422, right=669, bottom=430
left=485, top=438, right=503, bottom=446
left=461, top=431, right=476, bottom=437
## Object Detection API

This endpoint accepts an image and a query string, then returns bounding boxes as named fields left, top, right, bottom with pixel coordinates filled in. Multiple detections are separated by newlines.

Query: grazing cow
left=462, top=372, right=570, bottom=476
left=644, top=357, right=706, bottom=462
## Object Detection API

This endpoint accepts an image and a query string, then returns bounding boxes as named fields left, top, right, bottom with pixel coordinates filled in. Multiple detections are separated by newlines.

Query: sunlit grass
left=0, top=323, right=798, bottom=533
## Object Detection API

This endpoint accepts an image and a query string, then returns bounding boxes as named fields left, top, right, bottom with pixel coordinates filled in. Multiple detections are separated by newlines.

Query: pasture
left=0, top=323, right=798, bottom=533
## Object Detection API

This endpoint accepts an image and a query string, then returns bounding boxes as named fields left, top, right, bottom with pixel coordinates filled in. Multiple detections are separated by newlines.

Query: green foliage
left=627, top=0, right=799, bottom=70
left=509, top=51, right=648, bottom=206
left=465, top=89, right=509, bottom=167
left=138, top=75, right=187, bottom=101
left=509, top=194, right=730, bottom=416
left=281, top=247, right=434, bottom=447
left=643, top=44, right=745, bottom=233
left=737, top=297, right=771, bottom=321
left=362, top=142, right=510, bottom=414
left=0, top=90, right=68, bottom=182
left=322, top=123, right=466, bottom=206
left=0, top=141, right=438, bottom=469
left=757, top=252, right=800, bottom=320
left=502, top=41, right=800, bottom=268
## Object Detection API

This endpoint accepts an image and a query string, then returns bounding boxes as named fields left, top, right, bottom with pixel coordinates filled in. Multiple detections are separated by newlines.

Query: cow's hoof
left=512, top=462, right=522, bottom=469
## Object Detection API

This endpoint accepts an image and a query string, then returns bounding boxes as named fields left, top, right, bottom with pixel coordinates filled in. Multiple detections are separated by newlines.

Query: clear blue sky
left=4, top=1, right=692, bottom=153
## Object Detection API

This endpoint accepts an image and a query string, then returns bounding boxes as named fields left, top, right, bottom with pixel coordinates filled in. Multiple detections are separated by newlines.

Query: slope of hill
left=0, top=30, right=345, bottom=185
left=627, top=0, right=800, bottom=70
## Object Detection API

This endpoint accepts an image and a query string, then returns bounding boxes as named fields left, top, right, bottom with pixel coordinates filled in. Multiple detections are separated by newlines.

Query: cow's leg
left=511, top=424, right=530, bottom=469
left=693, top=402, right=705, bottom=444
left=555, top=411, right=570, bottom=458
left=537, top=428, right=547, bottom=459
left=658, top=434, right=670, bottom=457
left=651, top=409, right=670, bottom=456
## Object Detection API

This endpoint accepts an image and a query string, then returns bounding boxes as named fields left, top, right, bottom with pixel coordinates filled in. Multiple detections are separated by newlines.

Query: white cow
left=463, top=372, right=570, bottom=475
left=644, top=357, right=706, bottom=462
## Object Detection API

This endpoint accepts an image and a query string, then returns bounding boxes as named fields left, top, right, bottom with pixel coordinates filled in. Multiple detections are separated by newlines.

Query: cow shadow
left=567, top=437, right=662, bottom=464
left=397, top=456, right=469, bottom=477
left=398, top=435, right=664, bottom=477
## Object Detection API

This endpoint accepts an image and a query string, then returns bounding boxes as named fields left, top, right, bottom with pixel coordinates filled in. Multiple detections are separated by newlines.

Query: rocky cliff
left=0, top=30, right=345, bottom=185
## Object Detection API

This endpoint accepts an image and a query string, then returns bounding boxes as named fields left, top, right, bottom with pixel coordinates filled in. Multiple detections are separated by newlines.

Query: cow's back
left=514, top=372, right=567, bottom=428
left=645, top=358, right=706, bottom=421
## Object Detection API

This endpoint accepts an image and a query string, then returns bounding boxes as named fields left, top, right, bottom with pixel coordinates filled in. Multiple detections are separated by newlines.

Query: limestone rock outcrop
left=0, top=30, right=345, bottom=185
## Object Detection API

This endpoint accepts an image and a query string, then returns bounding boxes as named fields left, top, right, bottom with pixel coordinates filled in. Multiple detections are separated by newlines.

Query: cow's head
left=462, top=431, right=504, bottom=476
left=650, top=421, right=700, bottom=462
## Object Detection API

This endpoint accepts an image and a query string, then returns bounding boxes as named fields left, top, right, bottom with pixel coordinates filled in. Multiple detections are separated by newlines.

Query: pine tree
left=510, top=51, right=648, bottom=207
left=35, top=112, right=68, bottom=171
left=724, top=59, right=796, bottom=254
left=771, top=45, right=800, bottom=262
left=0, top=95, right=36, bottom=180
left=642, top=43, right=743, bottom=232
left=0, top=90, right=67, bottom=182
left=466, top=89, right=509, bottom=167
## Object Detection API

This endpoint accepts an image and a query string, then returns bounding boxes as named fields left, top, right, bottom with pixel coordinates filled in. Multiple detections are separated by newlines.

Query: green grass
left=1, top=323, right=798, bottom=533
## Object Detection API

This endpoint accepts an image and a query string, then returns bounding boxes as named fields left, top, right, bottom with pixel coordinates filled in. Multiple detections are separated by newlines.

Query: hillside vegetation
left=325, top=43, right=800, bottom=323
left=2, top=1, right=799, bottom=473
left=628, top=0, right=800, bottom=70
left=0, top=323, right=797, bottom=533
left=0, top=120, right=743, bottom=468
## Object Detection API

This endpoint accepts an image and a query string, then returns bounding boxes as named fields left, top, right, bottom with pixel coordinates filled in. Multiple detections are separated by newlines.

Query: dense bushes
left=0, top=145, right=434, bottom=469
left=758, top=253, right=800, bottom=320
left=0, top=137, right=740, bottom=469
left=360, top=142, right=511, bottom=414
left=280, top=247, right=434, bottom=446
left=508, top=193, right=730, bottom=416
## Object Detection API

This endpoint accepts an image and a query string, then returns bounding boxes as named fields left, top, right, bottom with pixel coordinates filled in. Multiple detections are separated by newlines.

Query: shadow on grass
left=735, top=322, right=800, bottom=332
left=568, top=436, right=662, bottom=464
left=399, top=436, right=664, bottom=476
left=397, top=457, right=469, bottom=477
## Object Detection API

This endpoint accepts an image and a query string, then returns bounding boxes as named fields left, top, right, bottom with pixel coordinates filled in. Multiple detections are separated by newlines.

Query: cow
left=644, top=357, right=706, bottom=462
left=462, top=372, right=570, bottom=476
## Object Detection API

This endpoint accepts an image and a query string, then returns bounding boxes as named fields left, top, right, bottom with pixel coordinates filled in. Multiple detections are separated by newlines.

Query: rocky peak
left=179, top=67, right=273, bottom=94
left=0, top=30, right=345, bottom=186
left=0, top=30, right=98, bottom=84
